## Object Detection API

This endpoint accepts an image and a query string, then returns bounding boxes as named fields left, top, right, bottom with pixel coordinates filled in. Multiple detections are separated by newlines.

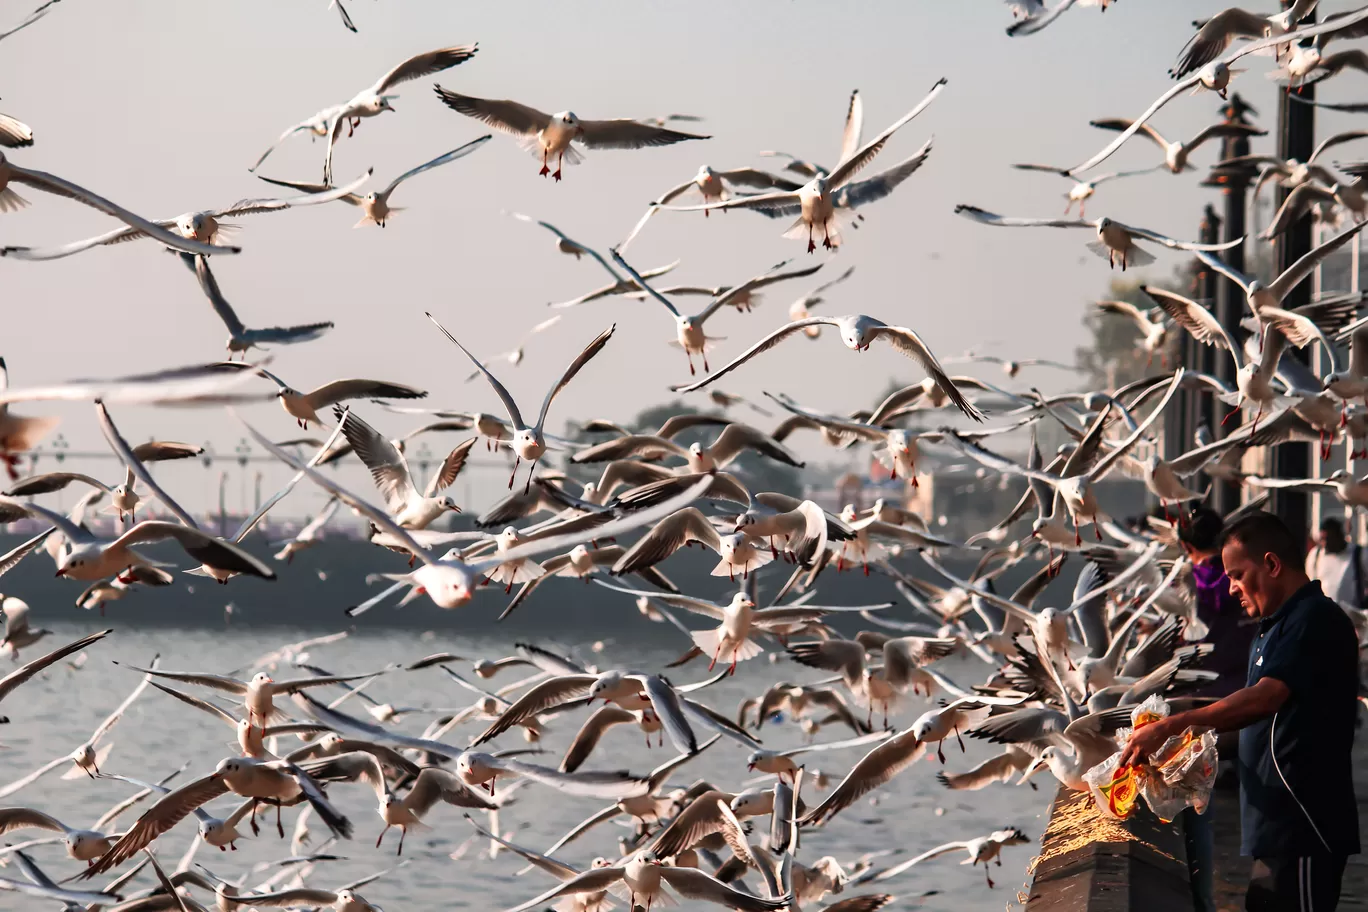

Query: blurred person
left=1305, top=517, right=1368, bottom=612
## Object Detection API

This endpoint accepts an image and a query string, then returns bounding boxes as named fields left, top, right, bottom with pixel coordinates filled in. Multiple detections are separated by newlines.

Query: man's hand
left=1117, top=717, right=1178, bottom=769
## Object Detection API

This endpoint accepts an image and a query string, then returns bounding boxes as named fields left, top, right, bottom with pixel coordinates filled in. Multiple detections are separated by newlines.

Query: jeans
left=1184, top=802, right=1216, bottom=912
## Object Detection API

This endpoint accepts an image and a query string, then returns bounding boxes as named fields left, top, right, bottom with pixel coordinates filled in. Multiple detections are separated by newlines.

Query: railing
left=1025, top=787, right=1193, bottom=911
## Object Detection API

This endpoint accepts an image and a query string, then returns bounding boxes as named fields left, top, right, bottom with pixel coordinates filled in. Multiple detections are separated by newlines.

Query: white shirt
left=1305, top=545, right=1368, bottom=609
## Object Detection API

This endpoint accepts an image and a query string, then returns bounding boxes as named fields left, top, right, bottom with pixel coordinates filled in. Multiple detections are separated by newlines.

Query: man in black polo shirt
left=1121, top=511, right=1360, bottom=911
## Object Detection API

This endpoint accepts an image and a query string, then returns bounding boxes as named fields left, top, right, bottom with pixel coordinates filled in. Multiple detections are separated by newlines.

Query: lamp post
left=1269, top=3, right=1316, bottom=539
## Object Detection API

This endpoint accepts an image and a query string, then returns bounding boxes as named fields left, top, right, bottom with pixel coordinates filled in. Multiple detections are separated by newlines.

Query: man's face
left=1221, top=538, right=1283, bottom=618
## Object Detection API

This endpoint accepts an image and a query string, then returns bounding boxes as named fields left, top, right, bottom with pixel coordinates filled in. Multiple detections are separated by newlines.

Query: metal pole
left=1204, top=93, right=1258, bottom=515
left=1269, top=2, right=1316, bottom=540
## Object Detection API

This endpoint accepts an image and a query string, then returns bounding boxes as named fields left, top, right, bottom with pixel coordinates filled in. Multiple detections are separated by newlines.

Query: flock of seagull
left=6, top=1, right=1368, bottom=910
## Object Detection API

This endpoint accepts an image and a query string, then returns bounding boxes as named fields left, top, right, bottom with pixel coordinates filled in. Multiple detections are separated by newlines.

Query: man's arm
left=1117, top=677, right=1289, bottom=768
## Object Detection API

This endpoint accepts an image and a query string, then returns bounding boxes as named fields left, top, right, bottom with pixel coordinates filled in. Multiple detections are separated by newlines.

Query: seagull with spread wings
left=954, top=206, right=1242, bottom=270
left=667, top=313, right=985, bottom=423
left=7, top=438, right=201, bottom=523
left=190, top=256, right=334, bottom=359
left=0, top=171, right=369, bottom=261
left=659, top=80, right=945, bottom=251
left=256, top=136, right=490, bottom=228
left=427, top=315, right=614, bottom=492
left=433, top=88, right=709, bottom=181
left=268, top=44, right=480, bottom=183
left=0, top=152, right=239, bottom=258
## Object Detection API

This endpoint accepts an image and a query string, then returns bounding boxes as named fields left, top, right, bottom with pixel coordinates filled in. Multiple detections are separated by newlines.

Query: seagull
left=668, top=313, right=986, bottom=423
left=190, top=256, right=334, bottom=358
left=0, top=360, right=271, bottom=408
left=1011, top=164, right=1159, bottom=219
left=955, top=206, right=1243, bottom=271
left=1196, top=220, right=1368, bottom=323
left=1260, top=179, right=1367, bottom=240
left=427, top=314, right=614, bottom=492
left=610, top=508, right=775, bottom=582
left=872, top=828, right=1030, bottom=889
left=0, top=595, right=48, bottom=661
left=113, top=664, right=380, bottom=732
left=216, top=364, right=427, bottom=429
left=619, top=261, right=826, bottom=315
left=1007, top=0, right=1119, bottom=37
left=1088, top=117, right=1266, bottom=173
left=0, top=0, right=60, bottom=44
left=0, top=654, right=156, bottom=796
left=256, top=136, right=490, bottom=228
left=298, top=751, right=497, bottom=854
left=462, top=315, right=565, bottom=381
left=0, top=480, right=274, bottom=586
left=97, top=773, right=264, bottom=852
left=7, top=439, right=202, bottom=522
left=82, top=756, right=352, bottom=876
left=273, top=497, right=341, bottom=563
left=787, top=265, right=856, bottom=334
left=658, top=80, right=946, bottom=251
left=618, top=165, right=804, bottom=251
left=0, top=809, right=116, bottom=864
left=801, top=728, right=926, bottom=826
left=0, top=152, right=239, bottom=257
left=1094, top=300, right=1170, bottom=365
left=0, top=358, right=57, bottom=479
left=0, top=171, right=370, bottom=261
left=285, top=44, right=481, bottom=183
left=1171, top=2, right=1318, bottom=78
left=746, top=731, right=893, bottom=781
left=432, top=89, right=709, bottom=181
left=1070, top=10, right=1368, bottom=174
left=611, top=250, right=825, bottom=376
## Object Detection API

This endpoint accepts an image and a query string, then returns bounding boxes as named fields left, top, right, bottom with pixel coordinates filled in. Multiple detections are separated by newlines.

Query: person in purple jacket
left=1179, top=507, right=1258, bottom=699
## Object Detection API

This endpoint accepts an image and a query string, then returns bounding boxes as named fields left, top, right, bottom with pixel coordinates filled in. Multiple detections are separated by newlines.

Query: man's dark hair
left=1221, top=510, right=1304, bottom=568
left=1320, top=517, right=1348, bottom=554
left=1178, top=507, right=1224, bottom=552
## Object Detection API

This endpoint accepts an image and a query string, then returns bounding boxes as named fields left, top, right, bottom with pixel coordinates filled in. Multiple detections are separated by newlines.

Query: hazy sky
left=3, top=0, right=1366, bottom=512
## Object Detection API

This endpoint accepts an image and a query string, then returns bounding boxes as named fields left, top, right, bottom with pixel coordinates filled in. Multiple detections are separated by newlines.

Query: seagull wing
left=658, top=867, right=788, bottom=912
left=378, top=136, right=491, bottom=199
left=801, top=729, right=927, bottom=826
left=334, top=408, right=420, bottom=513
left=953, top=204, right=1092, bottom=229
left=2, top=164, right=238, bottom=258
left=834, top=140, right=933, bottom=210
left=471, top=675, right=597, bottom=745
left=432, top=89, right=551, bottom=137
left=371, top=44, right=479, bottom=94
left=82, top=773, right=229, bottom=877
left=114, top=522, right=276, bottom=580
left=828, top=78, right=946, bottom=190
left=669, top=318, right=840, bottom=394
left=0, top=629, right=111, bottom=706
left=575, top=119, right=709, bottom=150
left=837, top=89, right=865, bottom=164
left=535, top=325, right=615, bottom=434
left=866, top=324, right=986, bottom=422
left=192, top=255, right=245, bottom=338
left=426, top=313, right=526, bottom=429
left=610, top=507, right=723, bottom=575
left=424, top=438, right=478, bottom=498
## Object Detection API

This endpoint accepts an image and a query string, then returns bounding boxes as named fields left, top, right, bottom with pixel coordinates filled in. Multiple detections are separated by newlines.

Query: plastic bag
left=1082, top=696, right=1218, bottom=822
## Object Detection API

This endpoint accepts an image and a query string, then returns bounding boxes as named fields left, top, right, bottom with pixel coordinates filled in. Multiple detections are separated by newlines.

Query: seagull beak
left=54, top=568, right=65, bottom=577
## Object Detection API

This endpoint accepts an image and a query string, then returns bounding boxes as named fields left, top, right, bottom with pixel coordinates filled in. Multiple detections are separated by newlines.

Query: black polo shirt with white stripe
left=1238, top=580, right=1361, bottom=858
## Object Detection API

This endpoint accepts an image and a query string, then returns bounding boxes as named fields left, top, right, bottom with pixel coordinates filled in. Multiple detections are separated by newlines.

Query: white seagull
left=433, top=89, right=709, bottom=181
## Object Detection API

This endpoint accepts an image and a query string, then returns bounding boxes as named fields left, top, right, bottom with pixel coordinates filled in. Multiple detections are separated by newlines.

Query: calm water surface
left=1, top=626, right=1050, bottom=910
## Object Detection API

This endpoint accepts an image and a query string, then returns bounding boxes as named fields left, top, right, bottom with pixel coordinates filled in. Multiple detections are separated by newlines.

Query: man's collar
left=1259, top=580, right=1322, bottom=631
